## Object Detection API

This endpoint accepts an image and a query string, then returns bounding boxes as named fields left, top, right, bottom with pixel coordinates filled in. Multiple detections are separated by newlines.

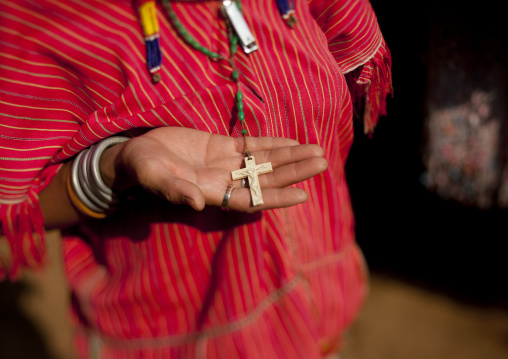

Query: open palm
left=118, top=127, right=327, bottom=212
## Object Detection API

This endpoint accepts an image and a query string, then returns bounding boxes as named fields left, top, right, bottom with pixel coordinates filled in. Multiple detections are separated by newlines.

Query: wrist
left=99, top=140, right=136, bottom=192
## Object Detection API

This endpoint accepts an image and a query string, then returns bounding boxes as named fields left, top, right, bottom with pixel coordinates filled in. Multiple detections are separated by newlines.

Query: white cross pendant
left=231, top=155, right=272, bottom=206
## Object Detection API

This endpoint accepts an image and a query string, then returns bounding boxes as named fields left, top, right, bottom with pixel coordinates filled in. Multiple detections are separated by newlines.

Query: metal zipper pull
left=221, top=0, right=258, bottom=54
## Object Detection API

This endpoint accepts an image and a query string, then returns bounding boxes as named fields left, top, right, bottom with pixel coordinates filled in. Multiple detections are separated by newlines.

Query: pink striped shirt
left=0, top=0, right=391, bottom=357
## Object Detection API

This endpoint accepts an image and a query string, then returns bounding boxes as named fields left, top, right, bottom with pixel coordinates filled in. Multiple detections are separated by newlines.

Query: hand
left=103, top=127, right=327, bottom=212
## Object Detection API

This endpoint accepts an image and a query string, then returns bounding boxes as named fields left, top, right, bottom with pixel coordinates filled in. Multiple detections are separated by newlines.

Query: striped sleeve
left=309, top=0, right=392, bottom=132
left=0, top=2, right=87, bottom=279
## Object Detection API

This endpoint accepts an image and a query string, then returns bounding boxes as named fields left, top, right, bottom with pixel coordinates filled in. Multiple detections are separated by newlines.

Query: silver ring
left=221, top=184, right=236, bottom=211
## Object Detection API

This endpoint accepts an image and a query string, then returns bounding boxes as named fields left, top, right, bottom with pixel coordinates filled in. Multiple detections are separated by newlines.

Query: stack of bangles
left=66, top=136, right=130, bottom=219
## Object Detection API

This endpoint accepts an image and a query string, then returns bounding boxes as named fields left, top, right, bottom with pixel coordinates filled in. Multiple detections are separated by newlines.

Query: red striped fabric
left=0, top=0, right=391, bottom=357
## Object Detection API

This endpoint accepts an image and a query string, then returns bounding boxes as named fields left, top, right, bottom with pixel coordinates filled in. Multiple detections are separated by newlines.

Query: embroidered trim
left=341, top=36, right=383, bottom=75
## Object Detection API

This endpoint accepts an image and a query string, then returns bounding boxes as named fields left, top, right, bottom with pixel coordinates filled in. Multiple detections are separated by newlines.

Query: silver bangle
left=85, top=144, right=118, bottom=205
left=89, top=136, right=129, bottom=198
left=70, top=136, right=130, bottom=215
left=71, top=150, right=104, bottom=213
left=79, top=145, right=109, bottom=210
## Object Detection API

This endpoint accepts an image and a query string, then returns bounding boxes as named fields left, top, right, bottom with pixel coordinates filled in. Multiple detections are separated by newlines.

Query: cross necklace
left=162, top=0, right=273, bottom=206
left=232, top=151, right=272, bottom=206
left=222, top=0, right=272, bottom=206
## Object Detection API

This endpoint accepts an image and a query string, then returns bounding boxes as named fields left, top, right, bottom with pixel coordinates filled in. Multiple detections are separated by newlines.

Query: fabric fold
left=309, top=0, right=393, bottom=133
left=345, top=40, right=393, bottom=134
left=0, top=165, right=61, bottom=280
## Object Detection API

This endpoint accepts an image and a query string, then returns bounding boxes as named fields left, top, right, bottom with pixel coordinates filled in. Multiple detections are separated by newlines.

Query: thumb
left=165, top=177, right=206, bottom=211
left=138, top=167, right=206, bottom=211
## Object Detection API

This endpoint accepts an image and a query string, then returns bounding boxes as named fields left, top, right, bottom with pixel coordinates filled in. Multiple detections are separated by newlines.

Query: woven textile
left=0, top=0, right=391, bottom=357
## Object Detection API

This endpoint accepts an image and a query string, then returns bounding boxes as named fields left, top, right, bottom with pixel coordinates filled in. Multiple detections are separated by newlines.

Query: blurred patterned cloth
left=421, top=8, right=508, bottom=208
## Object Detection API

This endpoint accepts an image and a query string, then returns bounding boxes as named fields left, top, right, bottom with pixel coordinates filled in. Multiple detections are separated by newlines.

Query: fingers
left=209, top=144, right=325, bottom=174
left=252, top=144, right=324, bottom=168
left=209, top=144, right=327, bottom=211
left=258, top=156, right=328, bottom=189
left=228, top=146, right=328, bottom=190
left=226, top=187, right=309, bottom=213
left=231, top=135, right=300, bottom=154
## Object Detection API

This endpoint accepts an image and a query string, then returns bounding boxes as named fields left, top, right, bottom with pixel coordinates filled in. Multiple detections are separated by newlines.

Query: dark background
left=347, top=0, right=508, bottom=307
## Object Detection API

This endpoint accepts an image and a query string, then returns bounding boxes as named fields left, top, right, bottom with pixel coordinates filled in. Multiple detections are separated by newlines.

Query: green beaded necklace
left=161, top=0, right=249, bottom=151
left=162, top=0, right=275, bottom=207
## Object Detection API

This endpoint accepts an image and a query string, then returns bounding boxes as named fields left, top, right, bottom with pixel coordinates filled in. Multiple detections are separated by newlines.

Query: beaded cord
left=275, top=0, right=297, bottom=28
left=138, top=0, right=163, bottom=82
left=140, top=0, right=295, bottom=83
left=161, top=0, right=249, bottom=152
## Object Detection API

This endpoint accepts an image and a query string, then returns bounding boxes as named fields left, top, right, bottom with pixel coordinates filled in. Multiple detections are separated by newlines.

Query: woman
left=0, top=0, right=391, bottom=357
